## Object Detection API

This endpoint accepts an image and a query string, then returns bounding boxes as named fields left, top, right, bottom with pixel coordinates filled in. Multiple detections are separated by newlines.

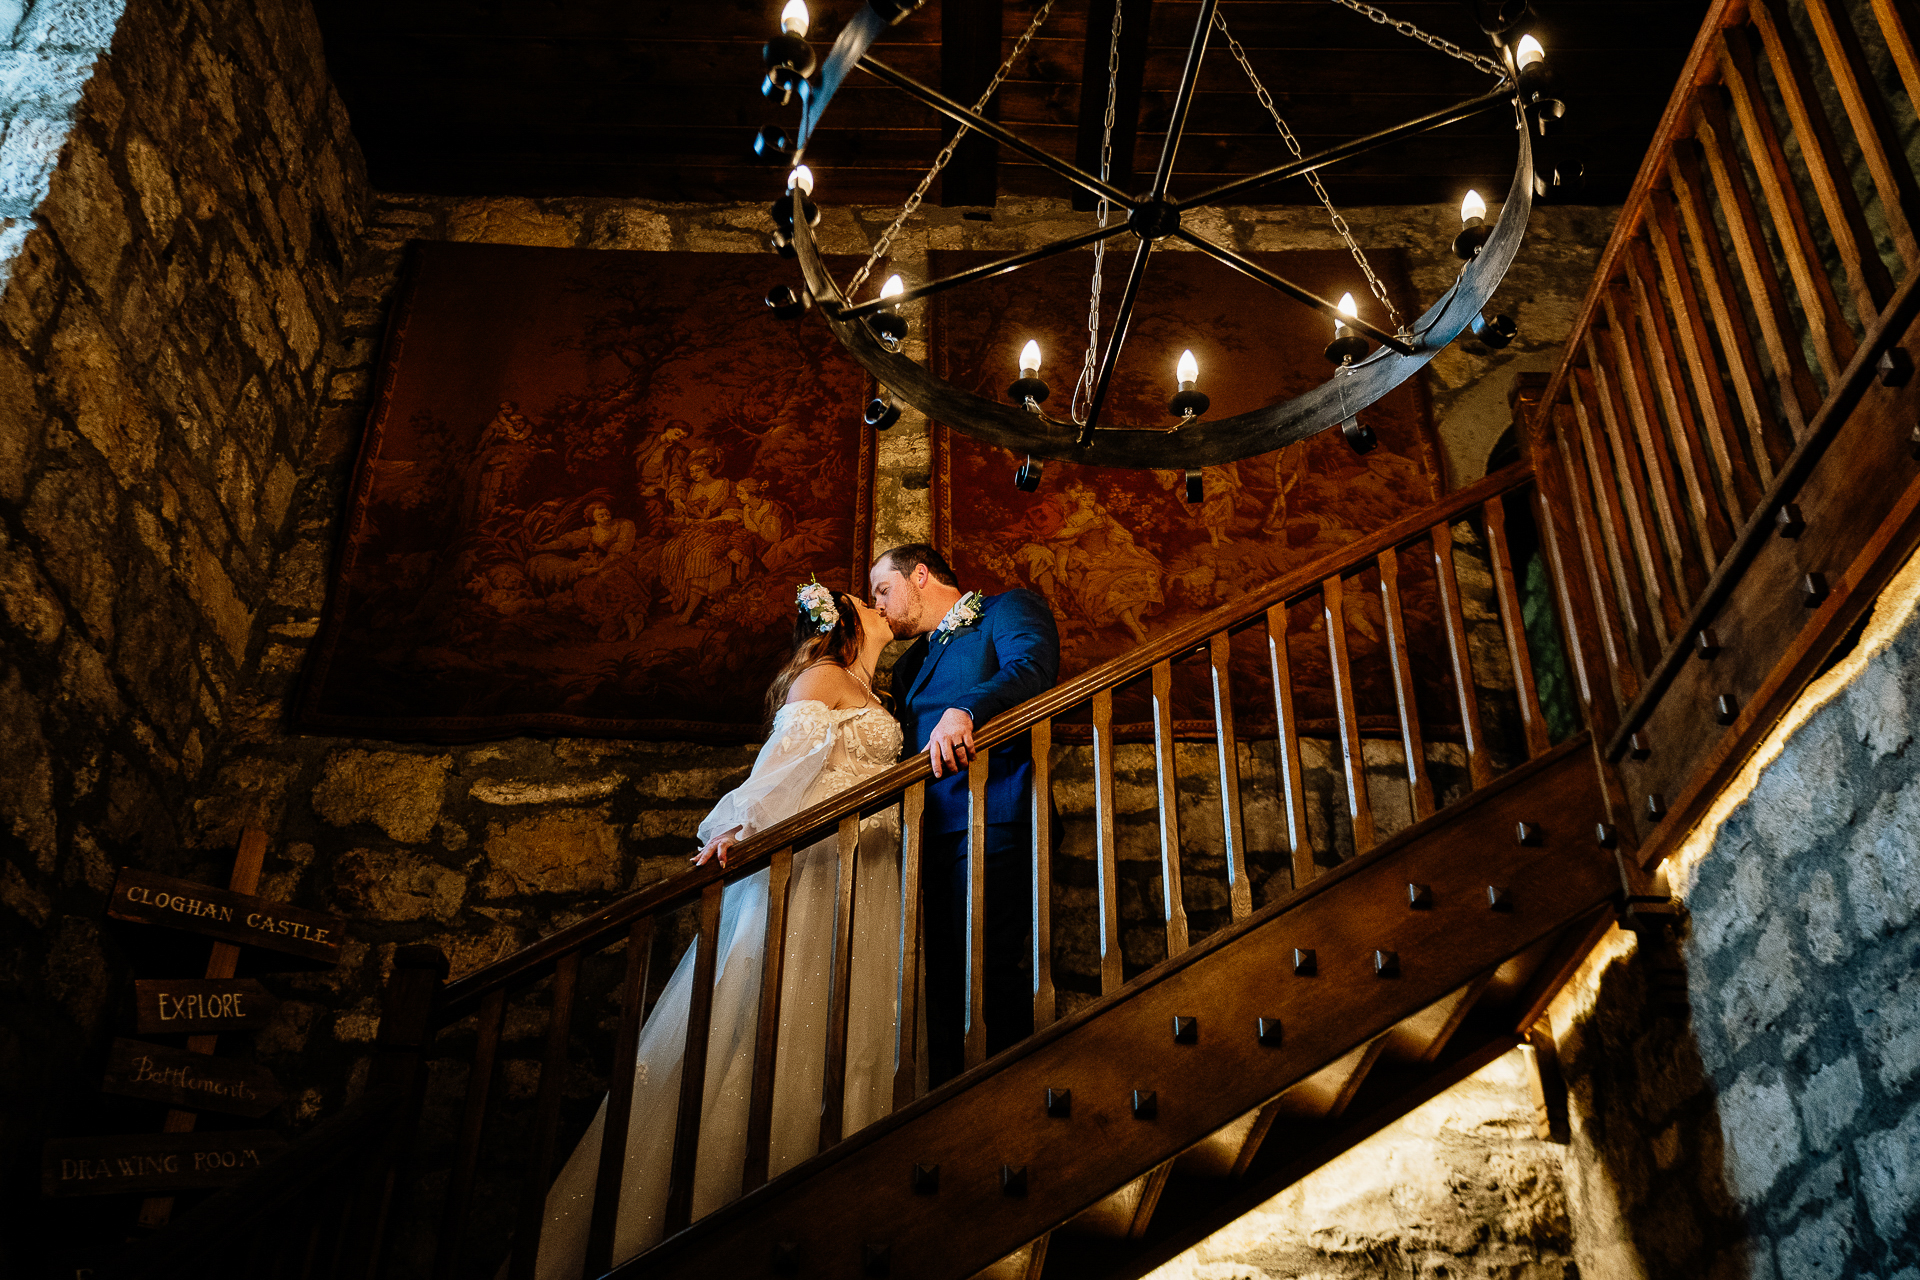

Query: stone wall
left=1146, top=1049, right=1575, bottom=1280
left=1549, top=548, right=1920, bottom=1279
left=0, top=0, right=365, bottom=1264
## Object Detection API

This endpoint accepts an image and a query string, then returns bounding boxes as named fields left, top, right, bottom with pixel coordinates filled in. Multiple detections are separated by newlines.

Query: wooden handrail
left=435, top=459, right=1538, bottom=1021
left=1538, top=0, right=1750, bottom=417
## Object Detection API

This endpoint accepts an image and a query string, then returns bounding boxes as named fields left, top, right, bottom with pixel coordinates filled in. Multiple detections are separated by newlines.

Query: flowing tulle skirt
left=527, top=814, right=901, bottom=1278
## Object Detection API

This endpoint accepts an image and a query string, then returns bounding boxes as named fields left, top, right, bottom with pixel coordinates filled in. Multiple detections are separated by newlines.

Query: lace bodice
left=698, top=700, right=903, bottom=844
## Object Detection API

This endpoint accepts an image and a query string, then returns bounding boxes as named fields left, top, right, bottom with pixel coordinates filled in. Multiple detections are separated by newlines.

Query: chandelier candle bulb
left=1514, top=33, right=1553, bottom=104
left=1019, top=340, right=1041, bottom=375
left=1335, top=292, right=1358, bottom=336
left=780, top=0, right=810, bottom=36
left=1325, top=294, right=1370, bottom=366
left=1168, top=349, right=1209, bottom=419
left=1515, top=34, right=1545, bottom=68
left=869, top=274, right=909, bottom=347
left=1460, top=189, right=1487, bottom=225
left=1008, top=340, right=1050, bottom=409
left=1454, top=189, right=1491, bottom=259
left=787, top=165, right=814, bottom=196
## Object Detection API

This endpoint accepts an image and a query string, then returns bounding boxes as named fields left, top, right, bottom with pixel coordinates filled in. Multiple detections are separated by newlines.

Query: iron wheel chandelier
left=755, top=0, right=1573, bottom=482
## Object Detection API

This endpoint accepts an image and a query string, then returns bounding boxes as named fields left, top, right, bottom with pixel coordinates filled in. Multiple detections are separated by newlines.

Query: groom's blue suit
left=892, top=588, right=1059, bottom=1083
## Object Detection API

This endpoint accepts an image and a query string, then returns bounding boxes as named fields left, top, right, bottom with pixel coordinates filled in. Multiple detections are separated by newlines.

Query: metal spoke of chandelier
left=753, top=0, right=1573, bottom=474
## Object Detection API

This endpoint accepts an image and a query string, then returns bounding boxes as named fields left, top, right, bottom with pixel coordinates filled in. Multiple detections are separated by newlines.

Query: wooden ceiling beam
left=1072, top=0, right=1152, bottom=211
left=939, top=0, right=1004, bottom=207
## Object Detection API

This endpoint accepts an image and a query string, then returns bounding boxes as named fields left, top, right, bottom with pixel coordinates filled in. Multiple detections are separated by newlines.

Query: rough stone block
left=1713, top=917, right=1804, bottom=1061
left=1718, top=1067, right=1803, bottom=1204
left=184, top=523, right=253, bottom=662
left=0, top=48, right=96, bottom=117
left=1800, top=868, right=1848, bottom=966
left=1797, top=1055, right=1863, bottom=1152
left=45, top=299, right=160, bottom=488
left=1847, top=780, right=1920, bottom=941
left=0, top=115, right=64, bottom=217
left=40, top=127, right=129, bottom=299
left=15, top=0, right=125, bottom=51
left=22, top=462, right=118, bottom=645
left=1774, top=1200, right=1859, bottom=1276
left=482, top=807, right=622, bottom=897
left=1848, top=947, right=1920, bottom=1090
left=446, top=197, right=577, bottom=248
left=1857, top=1096, right=1920, bottom=1243
left=311, top=748, right=451, bottom=843
left=333, top=846, right=465, bottom=923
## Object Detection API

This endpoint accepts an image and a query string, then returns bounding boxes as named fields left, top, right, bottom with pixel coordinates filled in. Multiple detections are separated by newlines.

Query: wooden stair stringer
left=617, top=737, right=1614, bottom=1280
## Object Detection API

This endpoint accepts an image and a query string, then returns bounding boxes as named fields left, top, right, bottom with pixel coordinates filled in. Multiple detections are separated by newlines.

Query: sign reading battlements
left=100, top=1039, right=286, bottom=1118
left=108, top=868, right=345, bottom=964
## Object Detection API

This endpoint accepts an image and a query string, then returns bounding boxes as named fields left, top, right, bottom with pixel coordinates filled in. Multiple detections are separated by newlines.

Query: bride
left=527, top=580, right=905, bottom=1277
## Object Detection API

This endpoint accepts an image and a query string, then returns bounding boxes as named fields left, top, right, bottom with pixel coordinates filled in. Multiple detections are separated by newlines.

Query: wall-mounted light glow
left=781, top=0, right=811, bottom=37
left=1515, top=34, right=1545, bottom=68
left=1019, top=340, right=1042, bottom=374
left=787, top=165, right=815, bottom=196
left=1460, top=189, right=1486, bottom=225
left=1176, top=349, right=1199, bottom=387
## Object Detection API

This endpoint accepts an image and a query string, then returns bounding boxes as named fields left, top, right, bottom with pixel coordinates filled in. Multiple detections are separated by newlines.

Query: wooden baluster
left=819, top=815, right=861, bottom=1149
left=1090, top=689, right=1124, bottom=996
left=1666, top=147, right=1797, bottom=472
left=1554, top=404, right=1643, bottom=718
left=1534, top=419, right=1629, bottom=742
left=965, top=756, right=992, bottom=1066
left=1265, top=603, right=1315, bottom=891
left=1569, top=370, right=1659, bottom=678
left=743, top=849, right=794, bottom=1192
left=509, top=952, right=580, bottom=1280
left=1028, top=727, right=1057, bottom=1031
left=1431, top=522, right=1494, bottom=791
left=1601, top=283, right=1710, bottom=602
left=1803, top=0, right=1920, bottom=268
left=1586, top=334, right=1688, bottom=646
left=1321, top=574, right=1376, bottom=852
left=588, top=917, right=657, bottom=1272
left=1716, top=27, right=1868, bottom=367
left=663, top=883, right=724, bottom=1234
left=1149, top=662, right=1190, bottom=957
left=1690, top=99, right=1824, bottom=426
left=896, top=785, right=927, bottom=1101
left=1867, top=0, right=1920, bottom=126
left=1645, top=186, right=1764, bottom=518
left=1209, top=633, right=1253, bottom=920
left=1626, top=236, right=1736, bottom=567
left=434, top=988, right=504, bottom=1280
left=1375, top=548, right=1436, bottom=822
left=1481, top=498, right=1554, bottom=758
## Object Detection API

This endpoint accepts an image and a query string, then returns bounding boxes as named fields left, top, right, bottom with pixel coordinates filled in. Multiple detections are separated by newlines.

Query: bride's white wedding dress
left=528, top=699, right=905, bottom=1278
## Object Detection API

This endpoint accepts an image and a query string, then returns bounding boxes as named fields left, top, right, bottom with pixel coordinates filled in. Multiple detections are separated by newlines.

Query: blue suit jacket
left=892, top=589, right=1061, bottom=834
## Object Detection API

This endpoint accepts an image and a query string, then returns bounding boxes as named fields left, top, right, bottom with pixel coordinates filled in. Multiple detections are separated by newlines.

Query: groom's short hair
left=880, top=543, right=958, bottom=588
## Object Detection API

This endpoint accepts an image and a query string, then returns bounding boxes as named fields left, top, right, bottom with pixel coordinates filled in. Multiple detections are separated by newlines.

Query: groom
left=871, top=543, right=1060, bottom=1086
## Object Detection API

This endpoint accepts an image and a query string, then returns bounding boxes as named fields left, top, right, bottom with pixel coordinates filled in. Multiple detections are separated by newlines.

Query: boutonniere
left=932, top=591, right=984, bottom=645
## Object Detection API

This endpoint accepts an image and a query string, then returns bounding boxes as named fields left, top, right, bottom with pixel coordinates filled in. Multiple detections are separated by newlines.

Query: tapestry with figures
left=929, top=245, right=1456, bottom=740
left=298, top=242, right=874, bottom=742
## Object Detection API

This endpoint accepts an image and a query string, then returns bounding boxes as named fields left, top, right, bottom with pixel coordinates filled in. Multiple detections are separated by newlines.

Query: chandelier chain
left=1070, top=0, right=1125, bottom=425
left=1215, top=10, right=1403, bottom=332
left=847, top=0, right=1057, bottom=300
left=1326, top=0, right=1507, bottom=77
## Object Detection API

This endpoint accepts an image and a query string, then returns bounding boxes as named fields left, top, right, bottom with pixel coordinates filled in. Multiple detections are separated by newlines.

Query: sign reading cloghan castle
left=107, top=869, right=345, bottom=964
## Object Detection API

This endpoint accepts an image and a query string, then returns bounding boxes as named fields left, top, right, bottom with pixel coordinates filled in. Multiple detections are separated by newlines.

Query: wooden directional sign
left=43, top=1131, right=288, bottom=1196
left=108, top=868, right=344, bottom=963
left=132, top=979, right=277, bottom=1035
left=100, top=1039, right=286, bottom=1118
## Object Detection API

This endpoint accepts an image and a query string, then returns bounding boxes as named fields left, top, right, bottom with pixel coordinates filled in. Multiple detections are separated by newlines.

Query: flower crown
left=796, top=577, right=840, bottom=634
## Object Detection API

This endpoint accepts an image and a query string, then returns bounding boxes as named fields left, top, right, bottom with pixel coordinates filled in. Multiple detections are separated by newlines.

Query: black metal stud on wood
left=1256, top=1017, right=1284, bottom=1047
left=1628, top=733, right=1651, bottom=760
left=863, top=1242, right=892, bottom=1277
left=1172, top=1016, right=1198, bottom=1044
left=1595, top=823, right=1619, bottom=848
left=1131, top=1090, right=1158, bottom=1119
left=1045, top=1089, right=1071, bottom=1119
left=1909, top=424, right=1920, bottom=460
left=1695, top=628, right=1721, bottom=659
left=1487, top=885, right=1514, bottom=910
left=1647, top=793, right=1667, bottom=820
left=1515, top=822, right=1544, bottom=846
left=911, top=1163, right=940, bottom=1194
left=1407, top=882, right=1434, bottom=908
left=773, top=1241, right=802, bottom=1274
left=1373, top=950, right=1400, bottom=977
left=1775, top=503, right=1806, bottom=538
left=1714, top=694, right=1739, bottom=725
left=1803, top=572, right=1829, bottom=606
left=1292, top=948, right=1317, bottom=976
left=1879, top=347, right=1912, bottom=386
left=1001, top=1165, right=1028, bottom=1196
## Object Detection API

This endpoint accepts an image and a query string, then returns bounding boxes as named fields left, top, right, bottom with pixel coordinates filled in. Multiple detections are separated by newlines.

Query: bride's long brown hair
left=764, top=588, right=865, bottom=728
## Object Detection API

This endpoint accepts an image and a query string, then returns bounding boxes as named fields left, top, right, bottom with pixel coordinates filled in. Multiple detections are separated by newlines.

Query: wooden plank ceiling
left=314, top=0, right=1710, bottom=207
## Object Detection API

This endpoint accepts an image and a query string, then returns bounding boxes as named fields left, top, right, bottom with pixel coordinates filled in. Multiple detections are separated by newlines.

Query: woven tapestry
left=299, top=243, right=874, bottom=742
left=929, top=246, right=1456, bottom=740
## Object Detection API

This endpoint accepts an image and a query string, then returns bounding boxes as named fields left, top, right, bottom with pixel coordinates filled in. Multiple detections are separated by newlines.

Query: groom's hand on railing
left=927, top=707, right=975, bottom=778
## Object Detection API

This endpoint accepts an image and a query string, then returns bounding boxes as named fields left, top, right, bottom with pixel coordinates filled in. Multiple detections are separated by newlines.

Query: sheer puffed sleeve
left=698, top=701, right=839, bottom=844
